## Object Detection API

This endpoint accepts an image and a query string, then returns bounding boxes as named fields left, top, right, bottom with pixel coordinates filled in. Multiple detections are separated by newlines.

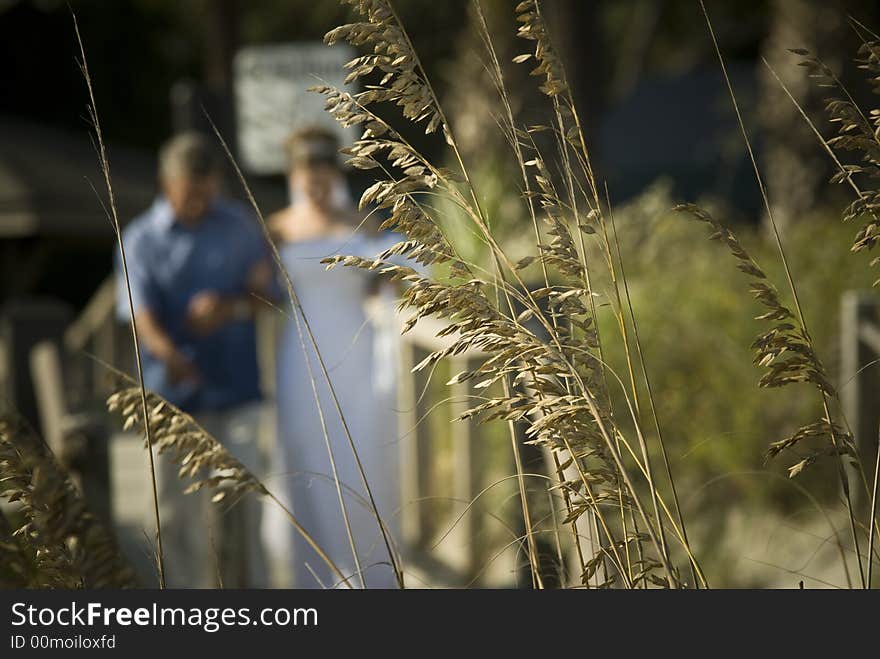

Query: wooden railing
left=64, top=277, right=122, bottom=401
left=395, top=313, right=498, bottom=584
left=49, top=277, right=515, bottom=587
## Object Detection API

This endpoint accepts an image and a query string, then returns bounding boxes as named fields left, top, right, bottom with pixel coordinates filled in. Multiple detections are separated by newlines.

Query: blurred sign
left=234, top=42, right=357, bottom=175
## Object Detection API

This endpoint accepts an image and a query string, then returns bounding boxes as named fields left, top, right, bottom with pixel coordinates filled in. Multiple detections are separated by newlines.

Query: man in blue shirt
left=116, top=132, right=276, bottom=588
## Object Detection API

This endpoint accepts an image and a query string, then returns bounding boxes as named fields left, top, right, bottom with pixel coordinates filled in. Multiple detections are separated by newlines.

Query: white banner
left=234, top=42, right=357, bottom=175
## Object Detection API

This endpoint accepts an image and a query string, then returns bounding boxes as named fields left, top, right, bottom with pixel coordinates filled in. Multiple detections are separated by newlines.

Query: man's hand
left=186, top=290, right=232, bottom=336
left=165, top=348, right=201, bottom=385
left=134, top=307, right=201, bottom=385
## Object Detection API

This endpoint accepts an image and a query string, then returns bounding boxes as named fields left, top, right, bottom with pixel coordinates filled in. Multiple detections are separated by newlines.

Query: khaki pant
left=157, top=401, right=268, bottom=588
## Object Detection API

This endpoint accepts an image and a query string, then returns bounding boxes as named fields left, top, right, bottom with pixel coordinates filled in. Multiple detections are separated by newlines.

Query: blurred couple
left=116, top=128, right=402, bottom=589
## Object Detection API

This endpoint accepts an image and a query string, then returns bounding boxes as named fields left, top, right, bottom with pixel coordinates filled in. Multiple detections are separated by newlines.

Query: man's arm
left=185, top=221, right=280, bottom=336
left=135, top=307, right=200, bottom=384
left=115, top=224, right=199, bottom=384
left=185, top=258, right=278, bottom=335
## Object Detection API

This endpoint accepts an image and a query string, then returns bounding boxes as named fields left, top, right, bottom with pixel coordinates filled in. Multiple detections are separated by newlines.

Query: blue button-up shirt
left=115, top=196, right=269, bottom=412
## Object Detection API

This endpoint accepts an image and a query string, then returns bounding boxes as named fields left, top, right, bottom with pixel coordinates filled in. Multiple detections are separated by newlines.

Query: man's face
left=290, top=163, right=339, bottom=210
left=161, top=174, right=220, bottom=224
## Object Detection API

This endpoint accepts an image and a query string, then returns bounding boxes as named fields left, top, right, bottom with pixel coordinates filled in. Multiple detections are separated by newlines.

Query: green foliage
left=595, top=181, right=872, bottom=508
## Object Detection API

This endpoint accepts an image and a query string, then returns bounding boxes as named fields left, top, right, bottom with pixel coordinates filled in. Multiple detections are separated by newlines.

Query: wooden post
left=29, top=341, right=68, bottom=456
left=840, top=290, right=880, bottom=509
left=449, top=355, right=481, bottom=581
left=93, top=315, right=115, bottom=396
left=398, top=340, right=432, bottom=552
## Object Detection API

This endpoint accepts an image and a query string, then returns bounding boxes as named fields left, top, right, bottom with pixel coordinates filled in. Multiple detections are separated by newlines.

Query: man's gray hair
left=158, top=131, right=222, bottom=180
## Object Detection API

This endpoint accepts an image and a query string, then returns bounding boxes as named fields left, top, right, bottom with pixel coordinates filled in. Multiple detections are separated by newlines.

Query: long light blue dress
left=263, top=230, right=402, bottom=588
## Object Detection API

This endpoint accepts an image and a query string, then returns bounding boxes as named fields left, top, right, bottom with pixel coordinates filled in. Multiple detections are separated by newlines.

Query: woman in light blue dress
left=262, top=127, right=402, bottom=589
